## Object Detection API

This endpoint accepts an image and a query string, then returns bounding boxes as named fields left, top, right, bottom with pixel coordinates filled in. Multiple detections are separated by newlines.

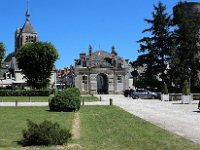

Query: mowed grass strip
left=81, top=95, right=99, bottom=102
left=0, top=95, right=99, bottom=102
left=79, top=106, right=200, bottom=150
left=0, top=96, right=52, bottom=102
left=0, top=107, right=74, bottom=148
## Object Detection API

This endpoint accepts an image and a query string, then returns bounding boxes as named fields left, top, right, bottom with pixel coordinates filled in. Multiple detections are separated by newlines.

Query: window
left=82, top=75, right=88, bottom=92
left=117, top=75, right=122, bottom=83
left=82, top=76, right=87, bottom=84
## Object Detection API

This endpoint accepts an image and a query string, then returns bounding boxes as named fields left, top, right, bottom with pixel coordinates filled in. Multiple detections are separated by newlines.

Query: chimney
left=70, top=65, right=73, bottom=73
left=89, top=45, right=92, bottom=58
left=111, top=46, right=117, bottom=58
left=125, top=59, right=129, bottom=63
left=80, top=53, right=86, bottom=59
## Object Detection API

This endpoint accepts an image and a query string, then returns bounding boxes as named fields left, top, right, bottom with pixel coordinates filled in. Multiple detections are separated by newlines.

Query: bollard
left=15, top=100, right=18, bottom=107
left=109, top=98, right=113, bottom=106
left=100, top=96, right=101, bottom=101
left=82, top=98, right=85, bottom=106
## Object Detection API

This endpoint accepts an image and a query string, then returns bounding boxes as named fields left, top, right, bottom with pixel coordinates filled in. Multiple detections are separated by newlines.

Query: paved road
left=96, top=95, right=200, bottom=145
left=1, top=95, right=200, bottom=144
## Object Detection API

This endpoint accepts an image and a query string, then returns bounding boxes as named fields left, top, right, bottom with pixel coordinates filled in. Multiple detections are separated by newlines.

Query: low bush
left=182, top=80, right=190, bottom=95
left=20, top=120, right=71, bottom=146
left=49, top=88, right=81, bottom=112
left=161, top=82, right=168, bottom=94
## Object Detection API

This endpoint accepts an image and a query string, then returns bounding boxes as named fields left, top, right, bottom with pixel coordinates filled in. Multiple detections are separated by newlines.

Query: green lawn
left=0, top=96, right=52, bottom=102
left=78, top=106, right=200, bottom=150
left=0, top=106, right=199, bottom=150
left=81, top=95, right=99, bottom=102
left=0, top=107, right=74, bottom=148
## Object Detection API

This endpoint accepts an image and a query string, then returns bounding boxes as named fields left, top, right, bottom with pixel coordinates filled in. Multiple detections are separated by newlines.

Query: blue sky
left=0, top=0, right=199, bottom=69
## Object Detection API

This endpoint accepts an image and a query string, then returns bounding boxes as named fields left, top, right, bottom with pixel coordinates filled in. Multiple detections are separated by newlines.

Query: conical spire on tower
left=21, top=7, right=36, bottom=33
left=26, top=8, right=30, bottom=21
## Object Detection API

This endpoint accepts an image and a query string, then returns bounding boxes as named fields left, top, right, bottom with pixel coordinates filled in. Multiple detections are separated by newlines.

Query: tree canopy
left=132, top=1, right=200, bottom=92
left=16, top=42, right=59, bottom=89
left=171, top=1, right=200, bottom=90
left=0, top=42, right=6, bottom=68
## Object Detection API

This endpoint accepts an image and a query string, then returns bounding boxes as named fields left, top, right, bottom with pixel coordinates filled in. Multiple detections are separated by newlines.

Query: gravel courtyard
left=95, top=95, right=200, bottom=144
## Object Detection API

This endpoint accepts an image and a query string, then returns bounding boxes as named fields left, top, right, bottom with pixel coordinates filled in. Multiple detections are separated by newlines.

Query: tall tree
left=133, top=2, right=173, bottom=84
left=172, top=2, right=200, bottom=90
left=16, top=42, right=59, bottom=89
left=0, top=42, right=6, bottom=68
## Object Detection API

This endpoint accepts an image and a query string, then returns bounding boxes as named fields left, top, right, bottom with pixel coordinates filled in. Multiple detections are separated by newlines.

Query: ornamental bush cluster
left=20, top=120, right=71, bottom=146
left=49, top=88, right=81, bottom=112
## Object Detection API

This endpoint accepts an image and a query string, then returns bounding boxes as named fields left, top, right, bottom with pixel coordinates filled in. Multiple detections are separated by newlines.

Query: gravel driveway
left=96, top=95, right=200, bottom=144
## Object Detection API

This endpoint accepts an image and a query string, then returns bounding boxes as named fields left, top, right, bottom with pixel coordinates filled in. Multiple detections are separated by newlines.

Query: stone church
left=0, top=8, right=56, bottom=88
left=74, top=45, right=130, bottom=94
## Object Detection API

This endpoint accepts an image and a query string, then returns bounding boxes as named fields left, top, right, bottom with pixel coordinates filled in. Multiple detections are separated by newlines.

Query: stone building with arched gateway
left=74, top=45, right=130, bottom=94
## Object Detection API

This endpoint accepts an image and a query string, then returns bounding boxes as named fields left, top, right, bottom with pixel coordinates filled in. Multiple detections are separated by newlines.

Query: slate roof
left=21, top=19, right=36, bottom=33
left=88, top=50, right=124, bottom=68
left=0, top=62, right=9, bottom=79
left=21, top=9, right=36, bottom=33
left=4, top=52, right=15, bottom=62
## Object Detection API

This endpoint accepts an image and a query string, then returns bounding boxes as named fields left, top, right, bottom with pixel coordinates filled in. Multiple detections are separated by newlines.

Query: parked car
left=130, top=88, right=158, bottom=99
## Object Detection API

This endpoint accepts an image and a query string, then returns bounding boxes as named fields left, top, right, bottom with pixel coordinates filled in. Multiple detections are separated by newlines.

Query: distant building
left=74, top=45, right=129, bottom=94
left=56, top=66, right=75, bottom=90
left=0, top=8, right=56, bottom=88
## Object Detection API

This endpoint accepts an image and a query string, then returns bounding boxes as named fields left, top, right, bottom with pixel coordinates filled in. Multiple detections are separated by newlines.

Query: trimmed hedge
left=20, top=120, right=71, bottom=146
left=0, top=89, right=50, bottom=96
left=49, top=88, right=81, bottom=112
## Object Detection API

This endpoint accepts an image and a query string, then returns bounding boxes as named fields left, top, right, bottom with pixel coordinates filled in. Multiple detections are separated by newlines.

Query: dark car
left=130, top=88, right=158, bottom=99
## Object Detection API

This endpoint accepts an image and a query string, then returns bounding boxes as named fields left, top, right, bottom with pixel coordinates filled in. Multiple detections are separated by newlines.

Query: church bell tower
left=15, top=8, right=38, bottom=52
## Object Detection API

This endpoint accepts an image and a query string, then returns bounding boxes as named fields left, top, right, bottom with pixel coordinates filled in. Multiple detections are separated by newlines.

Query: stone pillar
left=114, top=74, right=117, bottom=94
left=88, top=74, right=91, bottom=94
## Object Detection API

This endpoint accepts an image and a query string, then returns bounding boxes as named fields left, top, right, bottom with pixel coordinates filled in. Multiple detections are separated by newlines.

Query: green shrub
left=49, top=88, right=81, bottom=112
left=161, top=82, right=168, bottom=94
left=20, top=120, right=71, bottom=146
left=182, top=80, right=190, bottom=95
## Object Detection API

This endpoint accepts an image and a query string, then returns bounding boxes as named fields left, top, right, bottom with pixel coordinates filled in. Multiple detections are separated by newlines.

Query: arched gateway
left=74, top=46, right=129, bottom=94
left=97, top=73, right=108, bottom=94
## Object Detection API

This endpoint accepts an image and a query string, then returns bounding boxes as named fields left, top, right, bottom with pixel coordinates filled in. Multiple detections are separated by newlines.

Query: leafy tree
left=16, top=42, right=59, bottom=89
left=172, top=2, right=200, bottom=91
left=0, top=42, right=6, bottom=68
left=133, top=2, right=173, bottom=86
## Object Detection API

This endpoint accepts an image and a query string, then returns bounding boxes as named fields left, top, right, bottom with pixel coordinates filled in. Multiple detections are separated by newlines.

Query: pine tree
left=134, top=2, right=173, bottom=84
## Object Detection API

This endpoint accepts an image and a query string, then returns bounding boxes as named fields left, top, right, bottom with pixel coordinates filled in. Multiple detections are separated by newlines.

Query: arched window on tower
left=26, top=36, right=28, bottom=43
